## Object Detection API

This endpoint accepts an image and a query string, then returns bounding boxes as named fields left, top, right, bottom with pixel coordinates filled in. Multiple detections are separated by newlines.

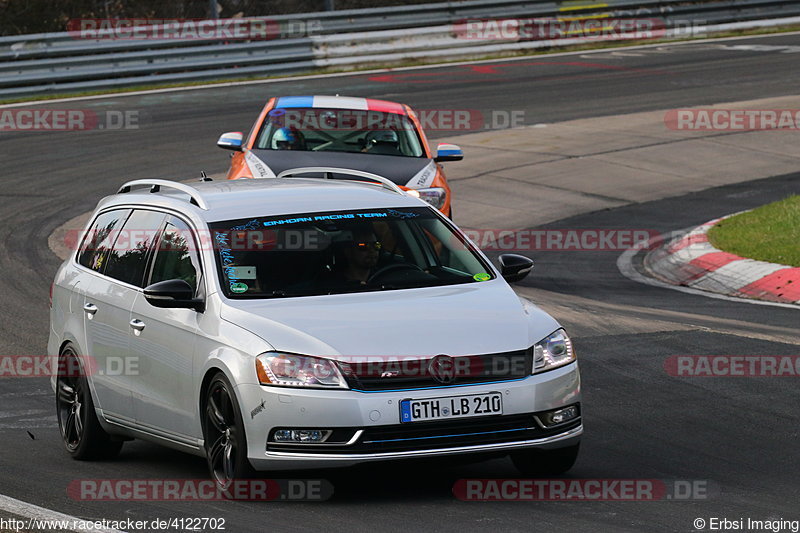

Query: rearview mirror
left=498, top=254, right=533, bottom=283
left=217, top=132, right=243, bottom=151
left=144, top=279, right=204, bottom=312
left=434, top=143, right=463, bottom=162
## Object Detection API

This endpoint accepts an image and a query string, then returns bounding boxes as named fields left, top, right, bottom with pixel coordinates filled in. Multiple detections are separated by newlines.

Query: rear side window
left=104, top=209, right=166, bottom=287
left=77, top=209, right=131, bottom=272
left=148, top=216, right=202, bottom=294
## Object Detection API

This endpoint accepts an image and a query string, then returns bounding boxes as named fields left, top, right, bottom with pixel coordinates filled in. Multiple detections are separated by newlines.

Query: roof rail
left=117, top=179, right=209, bottom=210
left=275, top=167, right=406, bottom=195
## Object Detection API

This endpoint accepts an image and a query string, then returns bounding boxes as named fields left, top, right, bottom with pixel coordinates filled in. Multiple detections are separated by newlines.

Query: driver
left=271, top=127, right=306, bottom=150
left=339, top=226, right=381, bottom=284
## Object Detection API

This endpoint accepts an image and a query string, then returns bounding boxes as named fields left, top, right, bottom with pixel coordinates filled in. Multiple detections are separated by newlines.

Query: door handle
left=83, top=303, right=98, bottom=315
left=129, top=318, right=146, bottom=332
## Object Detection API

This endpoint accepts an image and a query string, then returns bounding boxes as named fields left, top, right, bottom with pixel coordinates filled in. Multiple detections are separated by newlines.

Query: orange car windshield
left=254, top=107, right=425, bottom=157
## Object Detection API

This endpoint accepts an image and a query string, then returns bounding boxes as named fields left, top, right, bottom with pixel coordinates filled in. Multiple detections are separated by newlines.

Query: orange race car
left=216, top=95, right=463, bottom=217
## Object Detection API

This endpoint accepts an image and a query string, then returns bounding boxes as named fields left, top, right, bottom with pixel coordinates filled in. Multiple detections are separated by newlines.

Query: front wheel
left=511, top=444, right=580, bottom=476
left=55, top=346, right=123, bottom=460
left=203, top=373, right=255, bottom=489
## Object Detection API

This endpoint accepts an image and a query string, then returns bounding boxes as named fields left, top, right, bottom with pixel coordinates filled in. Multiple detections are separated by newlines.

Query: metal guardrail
left=0, top=0, right=799, bottom=99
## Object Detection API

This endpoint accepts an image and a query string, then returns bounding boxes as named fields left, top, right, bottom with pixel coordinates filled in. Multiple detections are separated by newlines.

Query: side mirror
left=434, top=143, right=463, bottom=162
left=498, top=254, right=533, bottom=283
left=217, top=132, right=243, bottom=151
left=144, top=279, right=204, bottom=312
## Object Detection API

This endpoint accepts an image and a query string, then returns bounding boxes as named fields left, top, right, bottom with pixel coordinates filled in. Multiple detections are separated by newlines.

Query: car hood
left=247, top=149, right=435, bottom=186
left=219, top=281, right=560, bottom=359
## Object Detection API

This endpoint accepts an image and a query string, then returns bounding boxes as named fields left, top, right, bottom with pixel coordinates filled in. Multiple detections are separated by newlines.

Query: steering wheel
left=368, top=263, right=424, bottom=283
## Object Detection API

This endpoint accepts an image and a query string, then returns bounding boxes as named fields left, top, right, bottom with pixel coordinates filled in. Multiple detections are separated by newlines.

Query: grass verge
left=708, top=195, right=800, bottom=267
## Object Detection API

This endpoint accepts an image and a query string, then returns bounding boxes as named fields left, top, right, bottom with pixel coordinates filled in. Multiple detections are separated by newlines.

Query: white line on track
left=2, top=30, right=800, bottom=108
left=0, top=493, right=125, bottom=533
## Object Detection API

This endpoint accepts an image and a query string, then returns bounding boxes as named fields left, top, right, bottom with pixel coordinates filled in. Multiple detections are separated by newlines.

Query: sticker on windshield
left=230, top=282, right=249, bottom=293
left=216, top=219, right=262, bottom=294
left=473, top=273, right=491, bottom=282
left=229, top=266, right=257, bottom=280
left=263, top=212, right=392, bottom=227
left=386, top=209, right=420, bottom=219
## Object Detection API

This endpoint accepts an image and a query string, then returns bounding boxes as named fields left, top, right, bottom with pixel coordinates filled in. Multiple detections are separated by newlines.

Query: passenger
left=362, top=130, right=401, bottom=155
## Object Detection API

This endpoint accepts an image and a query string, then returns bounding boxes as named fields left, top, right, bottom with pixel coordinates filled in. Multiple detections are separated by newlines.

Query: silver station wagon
left=49, top=169, right=582, bottom=487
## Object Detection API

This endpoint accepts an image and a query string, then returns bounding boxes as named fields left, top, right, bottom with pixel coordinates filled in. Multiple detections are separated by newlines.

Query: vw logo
left=428, top=354, right=456, bottom=385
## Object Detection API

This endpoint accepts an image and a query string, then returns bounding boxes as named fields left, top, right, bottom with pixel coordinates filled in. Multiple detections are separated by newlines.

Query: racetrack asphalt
left=0, top=32, right=799, bottom=532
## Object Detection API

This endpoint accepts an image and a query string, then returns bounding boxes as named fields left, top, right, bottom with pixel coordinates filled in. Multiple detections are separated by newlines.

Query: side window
left=77, top=209, right=131, bottom=273
left=148, top=217, right=202, bottom=294
left=104, top=209, right=166, bottom=287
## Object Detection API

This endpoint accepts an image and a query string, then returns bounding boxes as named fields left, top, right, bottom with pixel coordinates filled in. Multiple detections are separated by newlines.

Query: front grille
left=266, top=411, right=581, bottom=454
left=339, top=348, right=532, bottom=391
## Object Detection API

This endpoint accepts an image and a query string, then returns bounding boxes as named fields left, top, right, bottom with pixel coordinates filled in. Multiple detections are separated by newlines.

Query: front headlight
left=255, top=352, right=348, bottom=389
left=533, top=329, right=576, bottom=374
left=411, top=187, right=447, bottom=209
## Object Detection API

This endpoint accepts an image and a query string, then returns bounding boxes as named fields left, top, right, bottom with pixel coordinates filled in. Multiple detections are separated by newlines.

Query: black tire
left=511, top=444, right=580, bottom=476
left=202, top=372, right=255, bottom=489
left=55, top=345, right=123, bottom=460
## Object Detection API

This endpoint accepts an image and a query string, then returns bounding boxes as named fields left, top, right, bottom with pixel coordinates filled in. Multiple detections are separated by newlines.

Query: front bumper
left=259, top=424, right=582, bottom=469
left=236, top=362, right=581, bottom=471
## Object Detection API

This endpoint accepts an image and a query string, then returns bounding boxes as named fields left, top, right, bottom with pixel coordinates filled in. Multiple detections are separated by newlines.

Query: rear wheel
left=55, top=345, right=123, bottom=460
left=511, top=444, right=580, bottom=476
left=203, top=373, right=255, bottom=489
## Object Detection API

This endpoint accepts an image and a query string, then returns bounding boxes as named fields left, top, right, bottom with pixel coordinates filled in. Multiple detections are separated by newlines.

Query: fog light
left=273, top=429, right=331, bottom=443
left=539, top=405, right=579, bottom=427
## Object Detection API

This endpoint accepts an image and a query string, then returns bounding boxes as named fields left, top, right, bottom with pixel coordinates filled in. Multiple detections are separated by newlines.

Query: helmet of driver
left=272, top=127, right=305, bottom=150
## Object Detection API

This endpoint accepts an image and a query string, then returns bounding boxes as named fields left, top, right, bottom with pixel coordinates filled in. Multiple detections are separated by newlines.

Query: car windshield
left=209, top=207, right=495, bottom=299
left=253, top=107, right=425, bottom=157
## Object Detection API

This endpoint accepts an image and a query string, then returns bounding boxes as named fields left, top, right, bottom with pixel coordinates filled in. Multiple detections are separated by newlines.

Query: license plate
left=400, top=392, right=503, bottom=423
